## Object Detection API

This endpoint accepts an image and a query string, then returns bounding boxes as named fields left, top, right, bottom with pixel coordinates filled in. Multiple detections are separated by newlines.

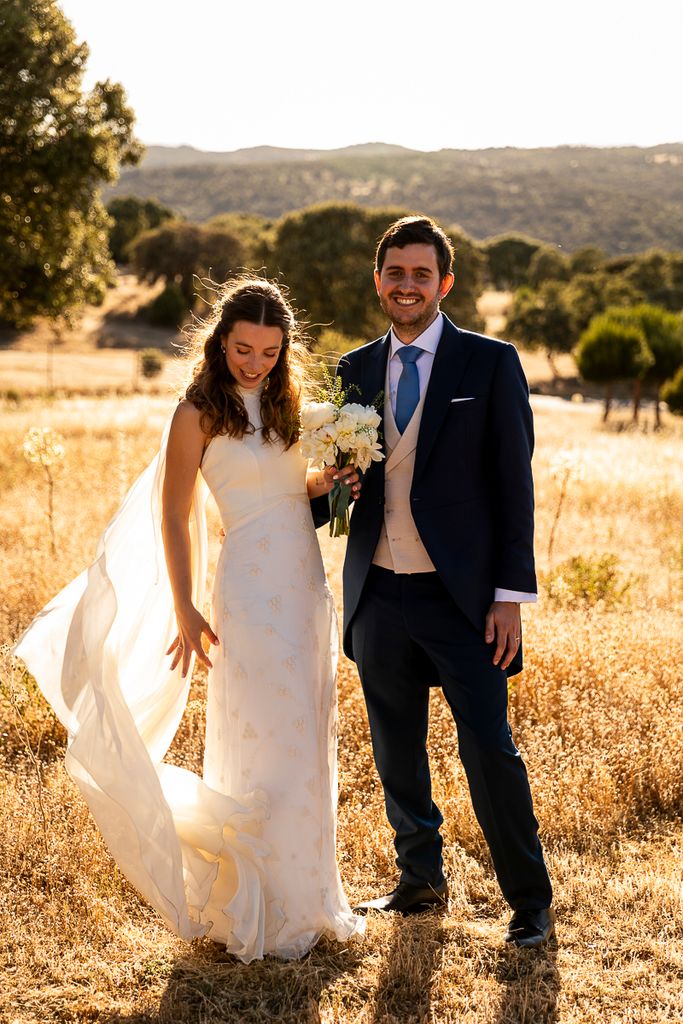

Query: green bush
left=139, top=349, right=164, bottom=379
left=543, top=554, right=636, bottom=608
left=662, top=365, right=683, bottom=415
left=313, top=330, right=364, bottom=358
left=144, top=283, right=188, bottom=328
left=107, top=196, right=174, bottom=264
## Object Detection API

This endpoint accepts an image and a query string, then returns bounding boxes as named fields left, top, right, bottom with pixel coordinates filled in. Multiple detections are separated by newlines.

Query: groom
left=337, top=216, right=554, bottom=947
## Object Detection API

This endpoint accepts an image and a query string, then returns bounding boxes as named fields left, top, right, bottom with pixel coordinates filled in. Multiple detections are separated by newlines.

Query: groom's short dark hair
left=375, top=216, right=455, bottom=281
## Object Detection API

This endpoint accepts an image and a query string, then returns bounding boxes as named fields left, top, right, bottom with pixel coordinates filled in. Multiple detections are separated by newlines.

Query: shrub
left=662, top=365, right=683, bottom=415
left=144, top=283, right=188, bottom=328
left=313, top=330, right=364, bottom=358
left=138, top=349, right=164, bottom=379
left=543, top=554, right=636, bottom=608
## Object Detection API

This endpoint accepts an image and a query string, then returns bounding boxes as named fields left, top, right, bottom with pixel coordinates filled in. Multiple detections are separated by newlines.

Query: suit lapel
left=360, top=331, right=390, bottom=412
left=413, top=317, right=473, bottom=482
left=347, top=333, right=390, bottom=490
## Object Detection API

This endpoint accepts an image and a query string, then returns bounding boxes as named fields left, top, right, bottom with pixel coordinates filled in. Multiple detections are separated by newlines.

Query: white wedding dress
left=14, top=387, right=363, bottom=962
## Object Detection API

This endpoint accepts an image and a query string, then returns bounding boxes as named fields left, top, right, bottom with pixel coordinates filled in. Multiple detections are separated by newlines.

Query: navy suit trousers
left=351, top=565, right=552, bottom=910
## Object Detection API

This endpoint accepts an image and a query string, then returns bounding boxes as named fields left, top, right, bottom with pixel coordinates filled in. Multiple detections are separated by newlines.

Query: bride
left=14, top=276, right=365, bottom=962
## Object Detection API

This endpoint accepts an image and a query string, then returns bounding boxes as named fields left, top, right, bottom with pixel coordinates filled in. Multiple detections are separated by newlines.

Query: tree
left=483, top=234, right=542, bottom=290
left=506, top=282, right=575, bottom=378
left=0, top=0, right=141, bottom=326
left=204, top=212, right=274, bottom=268
left=144, top=282, right=187, bottom=328
left=130, top=222, right=245, bottom=306
left=662, top=365, right=683, bottom=416
left=574, top=314, right=653, bottom=422
left=569, top=246, right=606, bottom=276
left=442, top=225, right=486, bottom=332
left=527, top=245, right=570, bottom=288
left=623, top=249, right=683, bottom=311
left=562, top=271, right=642, bottom=335
left=107, top=196, right=174, bottom=263
left=271, top=202, right=483, bottom=341
left=271, top=202, right=392, bottom=339
left=604, top=305, right=683, bottom=427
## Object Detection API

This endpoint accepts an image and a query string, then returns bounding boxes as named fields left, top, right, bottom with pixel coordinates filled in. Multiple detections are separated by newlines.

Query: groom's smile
left=375, top=242, right=454, bottom=341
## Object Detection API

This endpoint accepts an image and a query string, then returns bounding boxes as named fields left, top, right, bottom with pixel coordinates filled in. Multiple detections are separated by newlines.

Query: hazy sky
left=59, top=0, right=681, bottom=153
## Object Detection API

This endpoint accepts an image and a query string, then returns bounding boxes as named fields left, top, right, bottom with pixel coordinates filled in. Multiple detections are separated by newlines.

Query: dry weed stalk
left=22, top=426, right=65, bottom=556
left=0, top=650, right=51, bottom=868
left=546, top=449, right=583, bottom=564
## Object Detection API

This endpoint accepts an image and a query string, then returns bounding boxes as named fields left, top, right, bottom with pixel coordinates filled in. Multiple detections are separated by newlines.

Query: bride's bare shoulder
left=171, top=399, right=204, bottom=432
left=167, top=400, right=209, bottom=462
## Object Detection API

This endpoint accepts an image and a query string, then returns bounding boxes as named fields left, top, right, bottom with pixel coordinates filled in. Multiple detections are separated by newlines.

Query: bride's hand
left=306, top=463, right=362, bottom=499
left=328, top=464, right=361, bottom=495
left=166, top=605, right=219, bottom=677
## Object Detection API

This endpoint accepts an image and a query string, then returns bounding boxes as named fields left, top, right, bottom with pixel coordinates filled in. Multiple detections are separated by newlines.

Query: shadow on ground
left=101, top=935, right=364, bottom=1024
left=491, top=938, right=560, bottom=1024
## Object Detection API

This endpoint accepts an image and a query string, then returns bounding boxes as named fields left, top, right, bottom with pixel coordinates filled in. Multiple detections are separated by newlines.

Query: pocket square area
left=450, top=397, right=476, bottom=403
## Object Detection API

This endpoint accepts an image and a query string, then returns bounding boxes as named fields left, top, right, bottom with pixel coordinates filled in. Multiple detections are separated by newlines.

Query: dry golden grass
left=0, top=275, right=184, bottom=396
left=1, top=388, right=682, bottom=1023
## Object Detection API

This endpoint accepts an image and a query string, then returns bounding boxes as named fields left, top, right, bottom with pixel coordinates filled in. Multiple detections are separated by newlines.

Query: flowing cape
left=13, top=418, right=269, bottom=958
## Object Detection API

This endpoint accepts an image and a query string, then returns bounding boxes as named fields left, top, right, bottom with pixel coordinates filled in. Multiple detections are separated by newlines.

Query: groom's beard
left=379, top=291, right=442, bottom=341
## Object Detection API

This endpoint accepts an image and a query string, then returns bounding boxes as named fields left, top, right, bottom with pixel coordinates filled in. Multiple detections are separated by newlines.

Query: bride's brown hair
left=183, top=276, right=309, bottom=448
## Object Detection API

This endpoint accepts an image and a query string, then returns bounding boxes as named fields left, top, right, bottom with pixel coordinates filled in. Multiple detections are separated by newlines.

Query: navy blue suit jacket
left=333, top=315, right=537, bottom=677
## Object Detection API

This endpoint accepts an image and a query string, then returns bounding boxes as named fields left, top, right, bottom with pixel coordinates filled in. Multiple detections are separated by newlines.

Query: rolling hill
left=106, top=142, right=683, bottom=254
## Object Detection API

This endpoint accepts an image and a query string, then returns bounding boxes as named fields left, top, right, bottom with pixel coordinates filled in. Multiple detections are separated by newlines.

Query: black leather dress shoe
left=353, top=880, right=449, bottom=916
left=504, top=907, right=556, bottom=948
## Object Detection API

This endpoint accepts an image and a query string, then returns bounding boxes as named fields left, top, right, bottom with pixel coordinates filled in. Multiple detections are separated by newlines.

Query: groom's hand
left=485, top=601, right=522, bottom=671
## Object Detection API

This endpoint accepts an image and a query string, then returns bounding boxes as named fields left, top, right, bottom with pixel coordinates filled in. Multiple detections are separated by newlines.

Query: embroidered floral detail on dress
left=283, top=655, right=296, bottom=674
left=269, top=595, right=282, bottom=612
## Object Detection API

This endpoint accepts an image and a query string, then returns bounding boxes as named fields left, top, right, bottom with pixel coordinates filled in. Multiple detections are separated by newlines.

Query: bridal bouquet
left=301, top=385, right=384, bottom=537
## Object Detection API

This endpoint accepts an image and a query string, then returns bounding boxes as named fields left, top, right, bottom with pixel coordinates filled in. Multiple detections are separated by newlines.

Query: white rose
left=335, top=430, right=356, bottom=453
left=300, top=401, right=338, bottom=431
left=301, top=432, right=338, bottom=466
left=340, top=402, right=381, bottom=429
left=353, top=441, right=384, bottom=473
left=335, top=409, right=360, bottom=434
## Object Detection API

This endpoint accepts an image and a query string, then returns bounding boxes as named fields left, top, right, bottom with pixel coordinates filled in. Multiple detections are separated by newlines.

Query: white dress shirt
left=388, top=313, right=536, bottom=605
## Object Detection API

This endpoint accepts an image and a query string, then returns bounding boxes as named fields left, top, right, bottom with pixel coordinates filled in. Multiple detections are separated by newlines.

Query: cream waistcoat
left=372, top=387, right=436, bottom=573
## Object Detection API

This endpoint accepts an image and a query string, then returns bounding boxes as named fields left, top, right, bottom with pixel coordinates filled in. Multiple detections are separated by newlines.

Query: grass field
left=1, top=369, right=682, bottom=1021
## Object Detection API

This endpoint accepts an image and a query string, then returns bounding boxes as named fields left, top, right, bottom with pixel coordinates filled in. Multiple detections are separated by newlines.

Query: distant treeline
left=109, top=198, right=683, bottom=352
left=106, top=143, right=683, bottom=255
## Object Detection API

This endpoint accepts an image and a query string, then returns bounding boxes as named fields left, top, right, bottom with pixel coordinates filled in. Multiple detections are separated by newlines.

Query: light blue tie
left=395, top=345, right=423, bottom=433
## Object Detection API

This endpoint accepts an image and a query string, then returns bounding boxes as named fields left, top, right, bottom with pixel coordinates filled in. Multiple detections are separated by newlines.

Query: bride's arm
left=162, top=401, right=219, bottom=677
